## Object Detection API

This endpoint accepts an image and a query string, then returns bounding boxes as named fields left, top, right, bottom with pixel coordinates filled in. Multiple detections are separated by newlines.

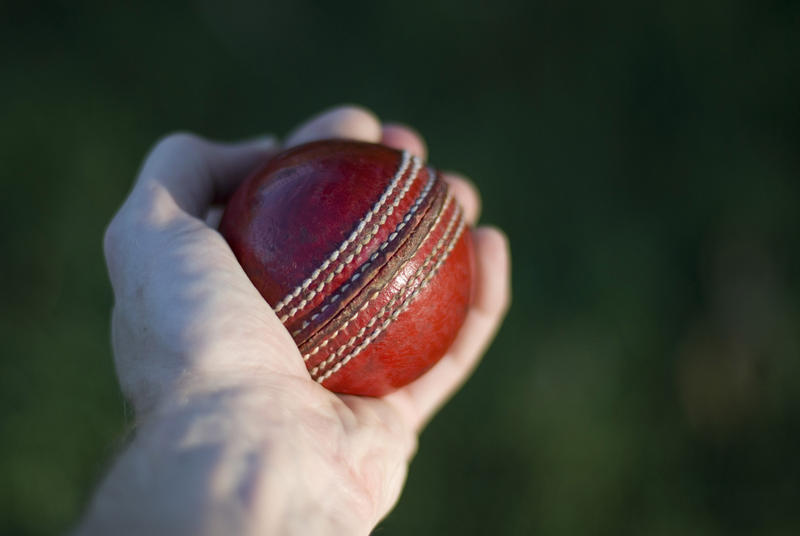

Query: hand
left=81, top=106, right=510, bottom=535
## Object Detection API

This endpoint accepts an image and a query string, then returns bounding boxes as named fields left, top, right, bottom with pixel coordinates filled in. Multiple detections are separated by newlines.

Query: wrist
left=79, top=381, right=375, bottom=536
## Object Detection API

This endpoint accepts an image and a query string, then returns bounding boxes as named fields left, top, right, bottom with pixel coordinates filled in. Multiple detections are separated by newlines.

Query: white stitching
left=278, top=155, right=424, bottom=323
left=303, top=195, right=454, bottom=362
left=309, top=203, right=460, bottom=374
left=273, top=151, right=412, bottom=313
left=315, top=214, right=467, bottom=383
left=291, top=166, right=437, bottom=334
left=289, top=165, right=436, bottom=331
left=308, top=201, right=459, bottom=374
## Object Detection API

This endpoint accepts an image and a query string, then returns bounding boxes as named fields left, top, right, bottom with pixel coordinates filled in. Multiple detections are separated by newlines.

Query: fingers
left=384, top=226, right=511, bottom=431
left=380, top=123, right=427, bottom=160
left=470, top=227, right=512, bottom=318
left=284, top=105, right=382, bottom=148
left=380, top=123, right=480, bottom=225
left=443, top=172, right=481, bottom=225
left=286, top=109, right=429, bottom=163
left=285, top=108, right=482, bottom=227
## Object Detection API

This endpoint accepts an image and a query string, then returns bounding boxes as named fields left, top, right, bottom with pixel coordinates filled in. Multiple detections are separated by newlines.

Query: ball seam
left=314, top=206, right=466, bottom=382
left=273, top=150, right=413, bottom=314
left=278, top=155, right=424, bottom=323
left=290, top=164, right=436, bottom=334
left=303, top=194, right=456, bottom=363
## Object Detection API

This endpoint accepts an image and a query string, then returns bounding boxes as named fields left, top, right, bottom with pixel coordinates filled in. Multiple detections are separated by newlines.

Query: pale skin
left=78, top=106, right=511, bottom=535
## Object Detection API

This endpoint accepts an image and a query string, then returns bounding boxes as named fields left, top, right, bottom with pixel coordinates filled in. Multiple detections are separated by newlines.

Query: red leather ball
left=220, top=140, right=474, bottom=396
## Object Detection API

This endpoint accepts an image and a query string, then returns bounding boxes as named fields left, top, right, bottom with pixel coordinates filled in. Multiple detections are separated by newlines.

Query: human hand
left=82, top=106, right=510, bottom=535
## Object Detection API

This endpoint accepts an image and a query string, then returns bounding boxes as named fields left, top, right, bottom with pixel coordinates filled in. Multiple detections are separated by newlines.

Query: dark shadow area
left=1, top=1, right=798, bottom=534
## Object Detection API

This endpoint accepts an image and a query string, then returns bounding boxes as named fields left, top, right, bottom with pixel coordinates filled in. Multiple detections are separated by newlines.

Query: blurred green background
left=2, top=1, right=799, bottom=534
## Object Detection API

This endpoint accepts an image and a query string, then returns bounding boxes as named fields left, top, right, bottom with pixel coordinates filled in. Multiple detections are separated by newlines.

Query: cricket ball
left=220, top=140, right=474, bottom=396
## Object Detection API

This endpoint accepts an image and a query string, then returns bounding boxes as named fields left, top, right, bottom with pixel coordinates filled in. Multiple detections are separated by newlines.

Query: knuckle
left=102, top=208, right=142, bottom=291
left=102, top=211, right=125, bottom=268
left=103, top=203, right=149, bottom=281
left=141, top=131, right=210, bottom=191
left=150, top=131, right=203, bottom=155
left=144, top=131, right=208, bottom=170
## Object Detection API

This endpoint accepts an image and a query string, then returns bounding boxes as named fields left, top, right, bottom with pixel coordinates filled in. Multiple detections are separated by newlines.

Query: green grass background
left=1, top=1, right=799, bottom=534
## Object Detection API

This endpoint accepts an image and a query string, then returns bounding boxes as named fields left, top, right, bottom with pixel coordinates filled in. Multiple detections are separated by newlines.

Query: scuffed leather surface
left=220, top=140, right=474, bottom=396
